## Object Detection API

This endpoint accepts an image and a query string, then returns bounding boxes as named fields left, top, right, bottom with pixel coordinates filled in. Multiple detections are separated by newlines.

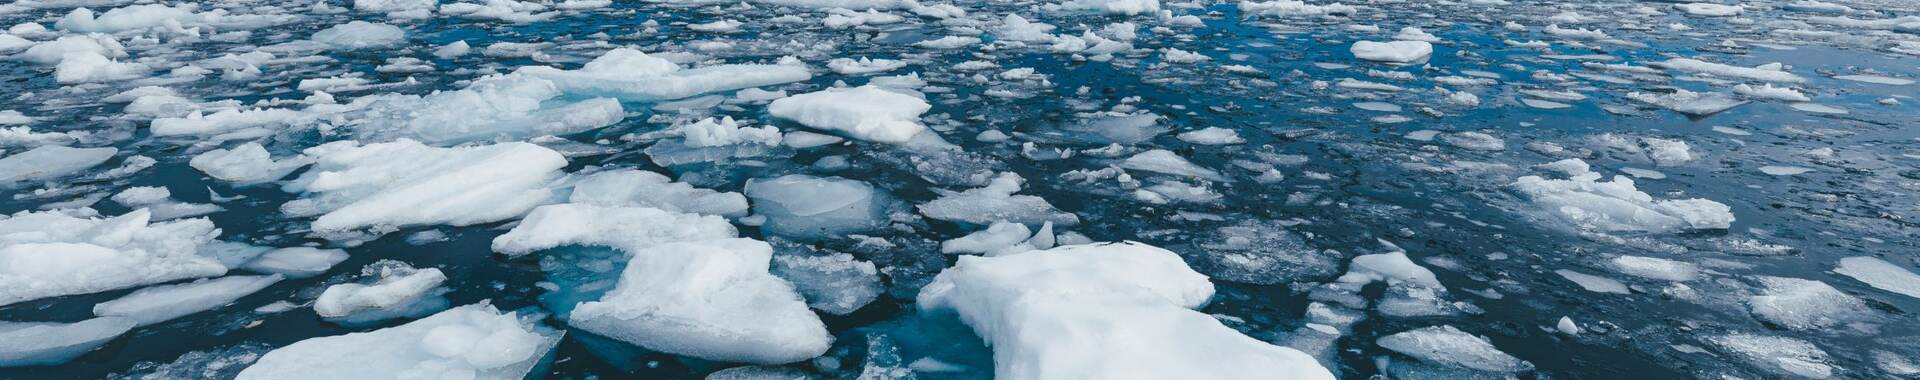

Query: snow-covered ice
left=236, top=303, right=561, bottom=380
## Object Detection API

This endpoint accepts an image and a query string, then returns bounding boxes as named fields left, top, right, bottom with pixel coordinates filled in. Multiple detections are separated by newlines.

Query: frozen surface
left=0, top=209, right=225, bottom=306
left=236, top=303, right=561, bottom=380
left=918, top=242, right=1335, bottom=379
left=568, top=238, right=832, bottom=364
left=768, top=85, right=931, bottom=144
left=0, top=317, right=137, bottom=368
left=92, top=274, right=282, bottom=326
left=281, top=139, right=567, bottom=235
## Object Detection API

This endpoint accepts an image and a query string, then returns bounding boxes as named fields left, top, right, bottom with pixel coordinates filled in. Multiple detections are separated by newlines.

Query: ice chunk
left=994, top=14, right=1057, bottom=42
left=0, top=145, right=116, bottom=185
left=1627, top=90, right=1748, bottom=116
left=1350, top=41, right=1433, bottom=64
left=1191, top=220, right=1339, bottom=285
left=745, top=175, right=892, bottom=239
left=314, top=261, right=449, bottom=322
left=1512, top=159, right=1734, bottom=232
left=240, top=247, right=348, bottom=278
left=517, top=48, right=811, bottom=102
left=93, top=275, right=283, bottom=326
left=1439, top=131, right=1505, bottom=151
left=918, top=172, right=1080, bottom=227
left=768, top=85, right=930, bottom=144
left=1651, top=58, right=1802, bottom=83
left=1734, top=83, right=1810, bottom=102
left=1048, top=0, right=1159, bottom=15
left=236, top=303, right=561, bottom=380
left=1239, top=1, right=1356, bottom=17
left=1176, top=127, right=1245, bottom=145
left=356, top=0, right=437, bottom=12
left=54, top=50, right=149, bottom=83
left=190, top=143, right=313, bottom=184
left=281, top=139, right=567, bottom=235
left=1555, top=269, right=1629, bottom=294
left=111, top=186, right=224, bottom=221
left=0, top=317, right=138, bottom=367
left=17, top=35, right=126, bottom=65
left=770, top=250, right=882, bottom=315
left=1708, top=333, right=1832, bottom=379
left=1748, top=276, right=1869, bottom=330
left=1376, top=326, right=1533, bottom=375
left=1119, top=149, right=1226, bottom=181
left=568, top=169, right=749, bottom=217
left=344, top=74, right=623, bottom=144
left=1835, top=257, right=1920, bottom=299
left=569, top=238, right=832, bottom=364
left=311, top=21, right=406, bottom=50
left=1675, top=3, right=1742, bottom=16
left=1338, top=250, right=1440, bottom=288
left=440, top=0, right=558, bottom=23
left=492, top=204, right=737, bottom=257
left=1608, top=255, right=1697, bottom=282
left=827, top=57, right=907, bottom=75
left=918, top=242, right=1335, bottom=379
left=941, top=221, right=1038, bottom=256
left=0, top=209, right=225, bottom=306
left=642, top=117, right=785, bottom=167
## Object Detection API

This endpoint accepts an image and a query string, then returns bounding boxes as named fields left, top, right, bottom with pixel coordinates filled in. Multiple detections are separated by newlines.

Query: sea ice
left=1119, top=149, right=1227, bottom=181
left=236, top=303, right=562, bottom=380
left=281, top=139, right=567, bottom=235
left=310, top=21, right=406, bottom=50
left=568, top=169, right=750, bottom=217
left=189, top=143, right=313, bottom=184
left=568, top=238, right=832, bottom=364
left=1835, top=257, right=1920, bottom=299
left=918, top=242, right=1335, bottom=379
left=517, top=49, right=810, bottom=102
left=1351, top=41, right=1433, bottom=63
left=768, top=85, right=931, bottom=144
left=1748, top=276, right=1869, bottom=330
left=0, top=317, right=137, bottom=367
left=239, top=247, right=348, bottom=278
left=491, top=204, right=737, bottom=257
left=745, top=175, right=892, bottom=239
left=93, top=275, right=283, bottom=326
left=0, top=209, right=225, bottom=307
left=917, top=172, right=1080, bottom=227
left=1512, top=159, right=1734, bottom=232
left=314, top=261, right=449, bottom=322
left=0, top=146, right=117, bottom=185
left=1376, top=326, right=1533, bottom=375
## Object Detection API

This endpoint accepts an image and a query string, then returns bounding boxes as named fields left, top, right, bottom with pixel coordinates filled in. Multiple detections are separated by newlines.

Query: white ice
left=1513, top=159, right=1734, bottom=233
left=745, top=175, right=891, bottom=239
left=768, top=85, right=931, bottom=144
left=918, top=172, right=1080, bottom=227
left=1350, top=41, right=1433, bottom=64
left=0, top=146, right=116, bottom=185
left=0, top=209, right=225, bottom=307
left=314, top=262, right=448, bottom=320
left=1376, top=325, right=1533, bottom=374
left=280, top=139, right=567, bottom=235
left=0, top=317, right=137, bottom=367
left=93, top=274, right=283, bottom=326
left=1835, top=256, right=1920, bottom=299
left=236, top=303, right=561, bottom=380
left=568, top=238, right=833, bottom=364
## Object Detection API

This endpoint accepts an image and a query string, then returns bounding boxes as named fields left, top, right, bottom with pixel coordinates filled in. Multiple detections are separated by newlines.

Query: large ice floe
left=917, top=242, right=1335, bottom=379
left=769, top=85, right=932, bottom=144
left=280, top=139, right=567, bottom=236
left=0, top=209, right=224, bottom=307
left=1511, top=159, right=1732, bottom=233
left=234, top=303, right=562, bottom=380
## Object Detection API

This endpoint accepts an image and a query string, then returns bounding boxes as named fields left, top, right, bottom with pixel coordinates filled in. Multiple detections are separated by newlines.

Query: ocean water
left=2, top=0, right=1919, bottom=379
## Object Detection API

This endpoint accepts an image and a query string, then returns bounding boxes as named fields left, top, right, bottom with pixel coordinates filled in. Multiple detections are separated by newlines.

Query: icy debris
left=150, top=108, right=308, bottom=137
left=770, top=251, right=882, bottom=315
left=111, top=186, right=224, bottom=221
left=918, top=172, right=1080, bottom=227
left=1734, top=83, right=1810, bottom=102
left=0, top=209, right=225, bottom=307
left=439, top=0, right=558, bottom=23
left=0, top=146, right=116, bottom=185
left=54, top=49, right=149, bottom=83
left=1119, top=149, right=1226, bottom=181
left=1834, top=74, right=1915, bottom=86
left=823, top=9, right=904, bottom=28
left=828, top=57, right=907, bottom=75
left=55, top=4, right=295, bottom=33
left=190, top=143, right=313, bottom=185
left=918, top=242, right=1335, bottom=379
left=17, top=34, right=125, bottom=65
left=236, top=303, right=561, bottom=380
left=518, top=48, right=811, bottom=102
left=1393, top=27, right=1440, bottom=43
left=1238, top=0, right=1355, bottom=17
left=1338, top=250, right=1439, bottom=288
left=1835, top=257, right=1920, bottom=299
left=345, top=74, right=623, bottom=144
left=1748, top=276, right=1869, bottom=330
left=1609, top=255, right=1698, bottom=282
left=914, top=35, right=980, bottom=49
left=569, top=169, right=749, bottom=217
left=93, top=275, right=283, bottom=326
left=1555, top=270, right=1630, bottom=294
left=1627, top=90, right=1747, bottom=116
left=1048, top=0, right=1159, bottom=16
left=1639, top=138, right=1693, bottom=166
left=1177, top=127, right=1245, bottom=145
left=994, top=15, right=1057, bottom=42
left=314, top=261, right=449, bottom=322
left=746, top=175, right=891, bottom=239
left=1350, top=41, right=1433, bottom=64
left=241, top=247, right=348, bottom=278
left=281, top=139, right=567, bottom=235
left=1556, top=317, right=1580, bottom=336
left=491, top=204, right=737, bottom=257
left=769, top=85, right=930, bottom=144
left=1674, top=3, right=1742, bottom=17
left=1652, top=58, right=1802, bottom=83
left=355, top=0, right=437, bottom=13
left=1190, top=220, right=1339, bottom=285
left=1759, top=166, right=1814, bottom=176
left=1377, top=326, right=1533, bottom=375
left=0, top=317, right=138, bottom=367
left=1513, top=159, right=1734, bottom=232
left=311, top=21, right=406, bottom=50
left=1439, top=132, right=1505, bottom=151
left=1708, top=333, right=1832, bottom=379
left=941, top=221, right=1048, bottom=256
left=569, top=238, right=832, bottom=364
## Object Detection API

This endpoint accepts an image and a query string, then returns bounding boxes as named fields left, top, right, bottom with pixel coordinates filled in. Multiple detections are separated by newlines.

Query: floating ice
left=314, top=261, right=449, bottom=322
left=344, top=74, right=623, bottom=144
left=745, top=175, right=892, bottom=239
left=1048, top=0, right=1159, bottom=15
left=491, top=204, right=737, bottom=257
left=1834, top=74, right=1915, bottom=86
left=93, top=275, right=283, bottom=326
left=1119, top=149, right=1227, bottom=181
left=1627, top=90, right=1748, bottom=116
left=0, top=146, right=116, bottom=185
left=1835, top=257, right=1920, bottom=299
left=918, top=172, right=1080, bottom=227
left=111, top=186, right=223, bottom=221
left=1238, top=0, right=1356, bottom=17
left=1674, top=3, right=1742, bottom=17
left=827, top=57, right=908, bottom=75
left=1708, top=333, right=1832, bottom=379
left=568, top=169, right=750, bottom=217
left=1609, top=255, right=1698, bottom=282
left=1651, top=58, right=1802, bottom=83
left=236, top=303, right=561, bottom=380
left=517, top=48, right=810, bottom=102
left=310, top=21, right=406, bottom=50
left=1377, top=326, right=1533, bottom=375
left=770, top=250, right=882, bottom=315
left=1350, top=41, right=1433, bottom=64
left=240, top=247, right=348, bottom=278
left=569, top=238, right=832, bottom=364
left=189, top=143, right=313, bottom=185
left=281, top=139, right=567, bottom=235
left=768, top=85, right=931, bottom=144
left=0, top=209, right=224, bottom=307
left=1555, top=269, right=1629, bottom=294
left=0, top=317, right=137, bottom=368
left=1177, top=127, right=1245, bottom=145
left=1513, top=159, right=1734, bottom=232
left=1748, top=276, right=1869, bottom=330
left=918, top=242, right=1335, bottom=379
